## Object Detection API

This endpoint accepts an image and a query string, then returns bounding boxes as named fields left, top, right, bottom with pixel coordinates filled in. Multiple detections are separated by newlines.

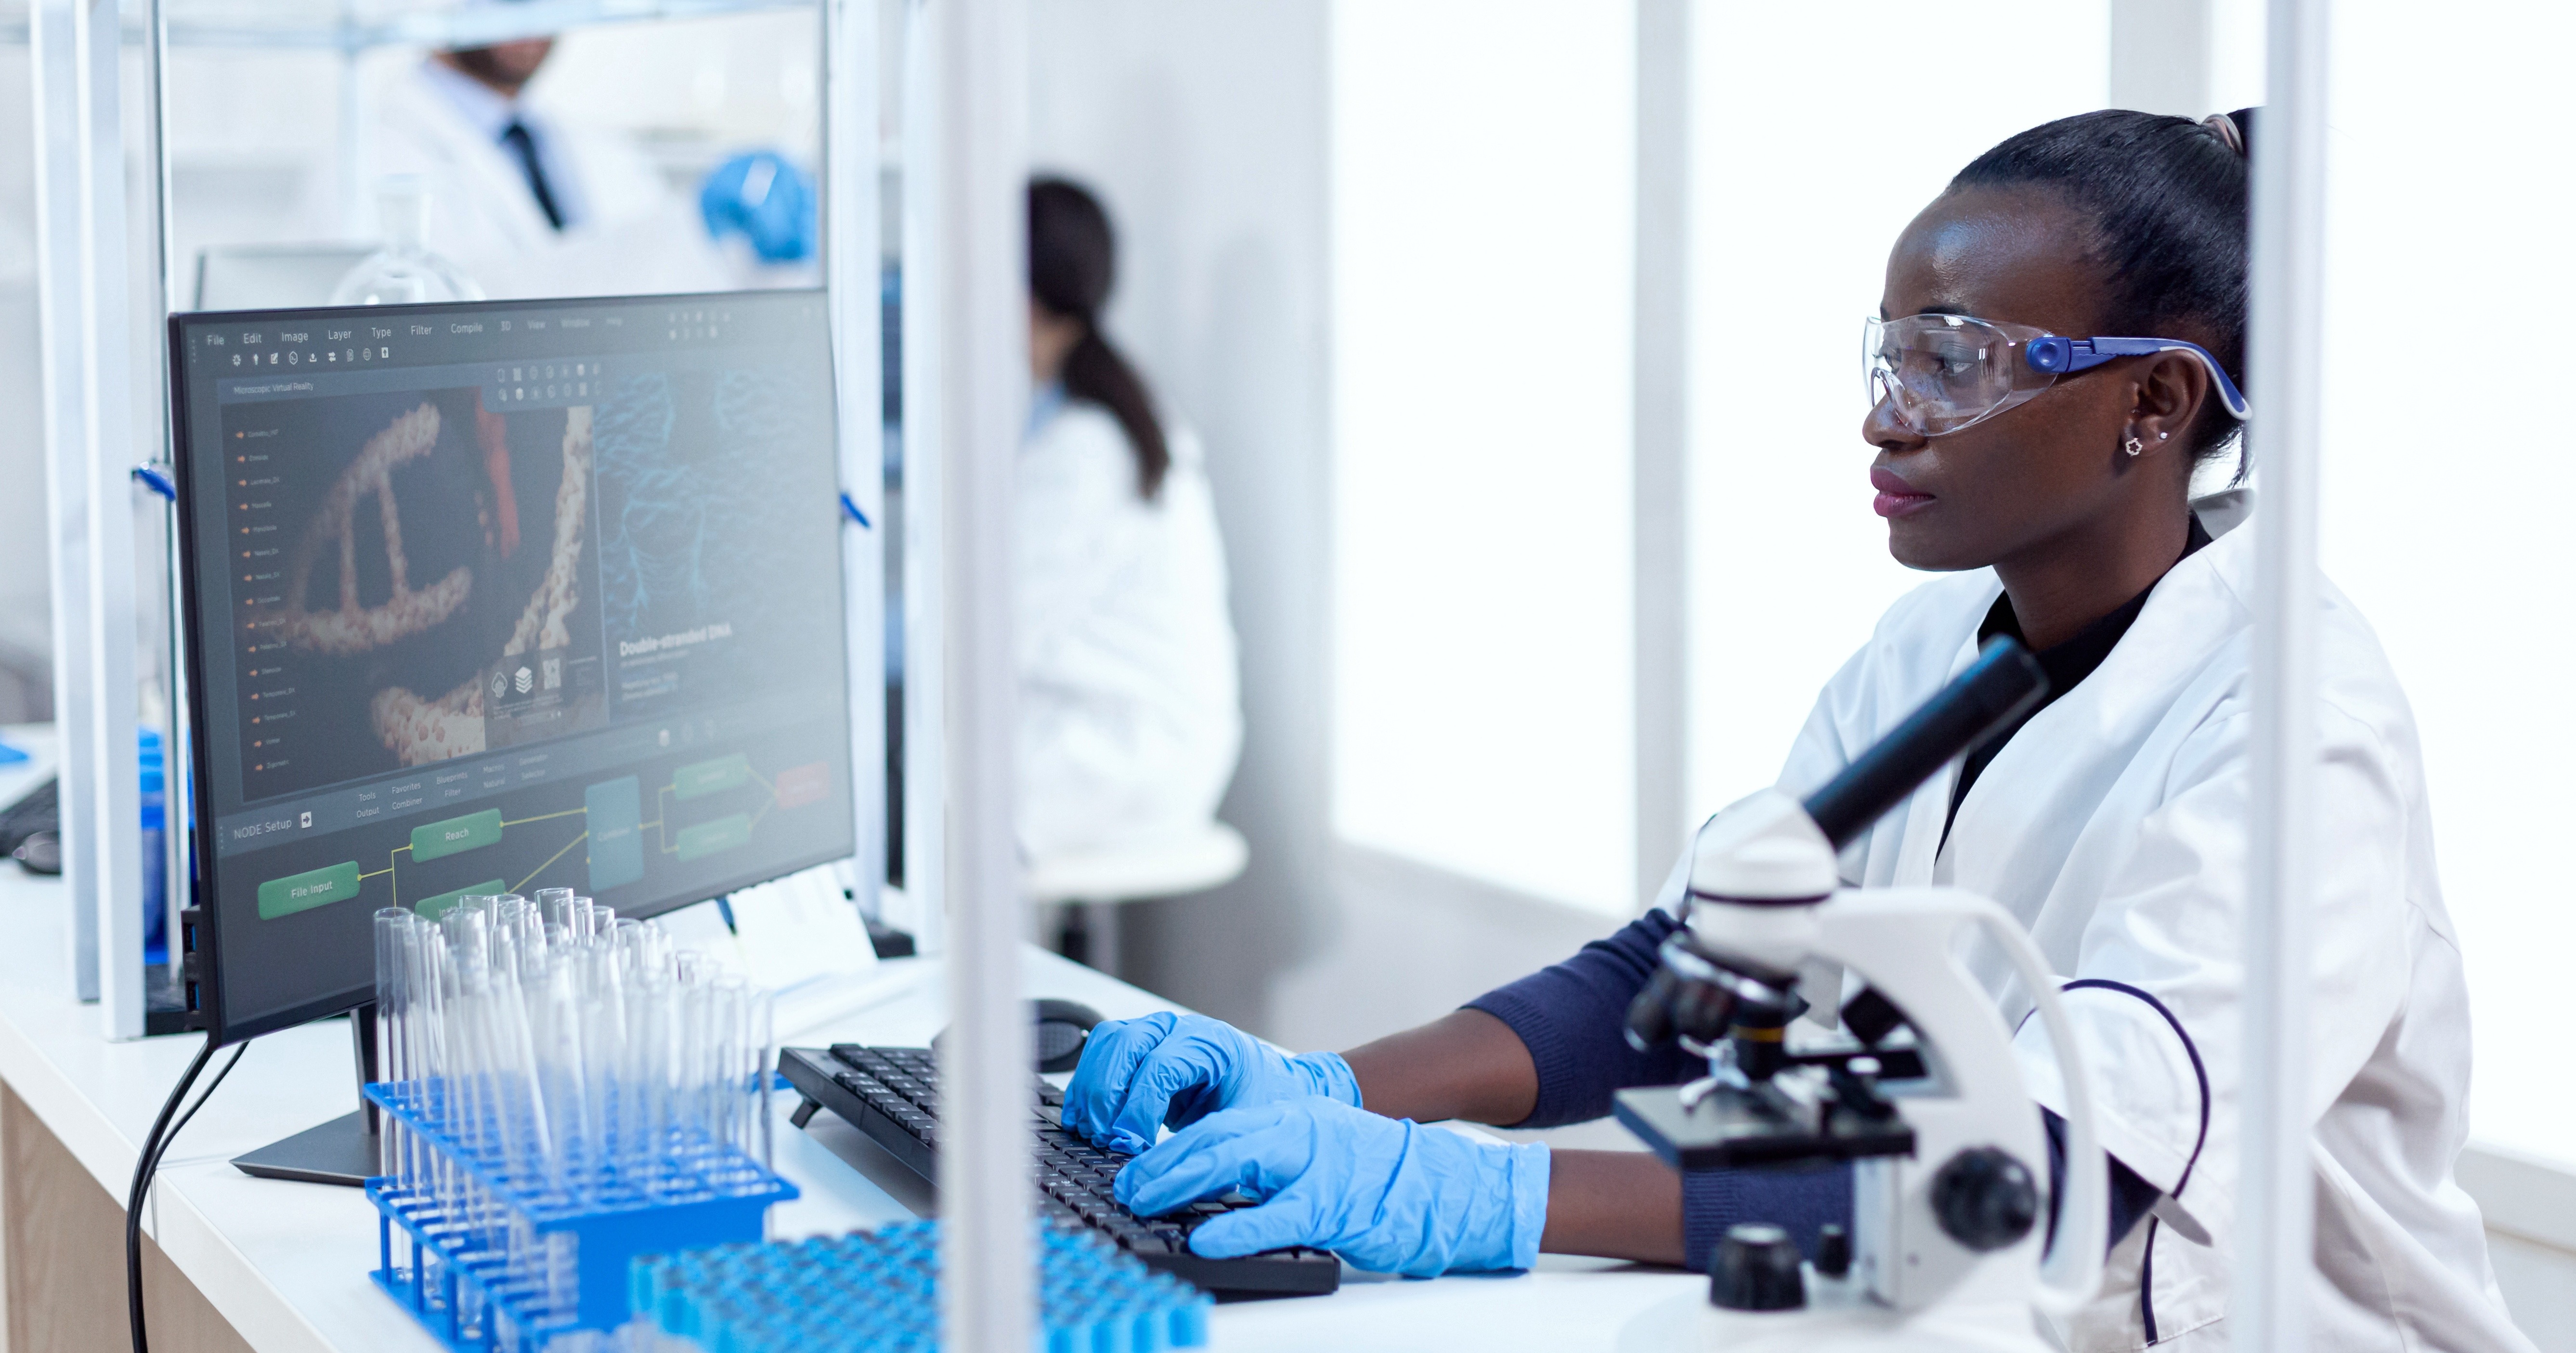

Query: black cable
left=125, top=1039, right=212, bottom=1353
left=125, top=1038, right=247, bottom=1353
left=150, top=1043, right=248, bottom=1182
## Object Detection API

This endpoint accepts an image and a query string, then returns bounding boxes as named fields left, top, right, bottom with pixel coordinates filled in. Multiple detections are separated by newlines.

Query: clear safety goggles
left=1863, top=313, right=2252, bottom=437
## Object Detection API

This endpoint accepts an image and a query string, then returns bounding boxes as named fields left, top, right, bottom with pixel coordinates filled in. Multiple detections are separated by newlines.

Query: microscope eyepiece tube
left=1799, top=637, right=2048, bottom=850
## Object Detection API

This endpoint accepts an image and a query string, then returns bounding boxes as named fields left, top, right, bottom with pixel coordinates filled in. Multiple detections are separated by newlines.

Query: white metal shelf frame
left=2239, top=1, right=2330, bottom=1349
left=2, top=0, right=811, bottom=51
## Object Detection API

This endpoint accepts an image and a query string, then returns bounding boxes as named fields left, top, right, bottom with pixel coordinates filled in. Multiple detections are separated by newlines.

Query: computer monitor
left=170, top=292, right=858, bottom=1050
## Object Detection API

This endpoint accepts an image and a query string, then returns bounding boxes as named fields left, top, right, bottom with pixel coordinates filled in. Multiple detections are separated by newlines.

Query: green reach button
left=412, top=809, right=504, bottom=863
left=258, top=861, right=363, bottom=920
left=674, top=753, right=751, bottom=801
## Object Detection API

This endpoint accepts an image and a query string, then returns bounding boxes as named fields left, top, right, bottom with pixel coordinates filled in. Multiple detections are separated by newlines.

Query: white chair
left=1025, top=821, right=1249, bottom=975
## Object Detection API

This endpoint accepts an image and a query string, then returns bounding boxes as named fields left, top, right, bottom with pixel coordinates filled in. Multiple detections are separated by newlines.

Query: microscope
left=1615, top=640, right=2108, bottom=1353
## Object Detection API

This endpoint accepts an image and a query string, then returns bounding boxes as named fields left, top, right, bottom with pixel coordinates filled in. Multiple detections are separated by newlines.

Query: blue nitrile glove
left=1115, top=1098, right=1550, bottom=1277
left=700, top=151, right=817, bottom=263
left=1064, top=1011, right=1361, bottom=1156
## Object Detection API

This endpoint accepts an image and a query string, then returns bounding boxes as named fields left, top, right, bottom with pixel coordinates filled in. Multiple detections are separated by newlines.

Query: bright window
left=1685, top=3, right=2110, bottom=813
left=1329, top=0, right=1638, bottom=915
left=2312, top=7, right=2576, bottom=1167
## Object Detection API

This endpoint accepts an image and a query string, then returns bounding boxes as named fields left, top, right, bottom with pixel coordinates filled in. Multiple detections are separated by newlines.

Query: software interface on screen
left=172, top=293, right=856, bottom=1037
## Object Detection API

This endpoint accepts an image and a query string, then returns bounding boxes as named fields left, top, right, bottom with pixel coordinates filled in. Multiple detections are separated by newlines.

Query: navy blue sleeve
left=1463, top=910, right=1692, bottom=1128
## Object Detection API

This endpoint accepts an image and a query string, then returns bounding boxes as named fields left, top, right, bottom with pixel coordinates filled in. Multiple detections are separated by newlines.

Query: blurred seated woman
left=1016, top=178, right=1242, bottom=861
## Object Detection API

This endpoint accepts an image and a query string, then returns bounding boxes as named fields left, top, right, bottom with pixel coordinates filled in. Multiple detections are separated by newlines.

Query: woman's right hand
left=1062, top=1011, right=1361, bottom=1155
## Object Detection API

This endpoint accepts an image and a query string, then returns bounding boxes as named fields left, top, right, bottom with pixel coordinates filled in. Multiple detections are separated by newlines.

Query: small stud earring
left=2158, top=431, right=2170, bottom=441
left=2123, top=434, right=2144, bottom=457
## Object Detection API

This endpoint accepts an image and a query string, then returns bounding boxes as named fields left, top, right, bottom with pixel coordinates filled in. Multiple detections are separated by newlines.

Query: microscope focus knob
left=1710, top=1224, right=1806, bottom=1311
left=1813, top=1223, right=1852, bottom=1278
left=1930, top=1147, right=2041, bottom=1252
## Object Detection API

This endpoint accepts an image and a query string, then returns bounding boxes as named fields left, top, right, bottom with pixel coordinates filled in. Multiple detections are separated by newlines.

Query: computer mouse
left=1031, top=998, right=1104, bottom=1073
left=12, top=829, right=61, bottom=877
left=932, top=998, right=1105, bottom=1074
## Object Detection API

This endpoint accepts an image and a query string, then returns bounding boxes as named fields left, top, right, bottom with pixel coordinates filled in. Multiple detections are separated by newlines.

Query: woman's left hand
left=1113, top=1097, right=1550, bottom=1278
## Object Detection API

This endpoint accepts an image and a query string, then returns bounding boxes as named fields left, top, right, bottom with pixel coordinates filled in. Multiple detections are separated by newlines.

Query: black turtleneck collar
left=1941, top=514, right=2215, bottom=846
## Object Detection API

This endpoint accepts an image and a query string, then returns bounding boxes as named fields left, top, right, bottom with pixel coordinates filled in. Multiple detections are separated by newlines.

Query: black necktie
left=499, top=120, right=564, bottom=231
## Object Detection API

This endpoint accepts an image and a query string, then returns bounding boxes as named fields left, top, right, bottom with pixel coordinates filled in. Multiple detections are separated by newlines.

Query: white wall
left=1329, top=0, right=1638, bottom=918
left=1018, top=0, right=1340, bottom=1032
left=2307, top=4, right=2576, bottom=1176
left=1018, top=1, right=1633, bottom=1044
left=1684, top=1, right=2111, bottom=820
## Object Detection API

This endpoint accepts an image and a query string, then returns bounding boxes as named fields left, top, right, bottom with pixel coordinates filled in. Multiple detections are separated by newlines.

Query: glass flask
left=331, top=176, right=485, bottom=306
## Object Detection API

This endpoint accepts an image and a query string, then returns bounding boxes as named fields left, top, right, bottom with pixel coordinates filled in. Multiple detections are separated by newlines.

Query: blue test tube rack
left=628, top=1219, right=1213, bottom=1353
left=362, top=1079, right=799, bottom=1353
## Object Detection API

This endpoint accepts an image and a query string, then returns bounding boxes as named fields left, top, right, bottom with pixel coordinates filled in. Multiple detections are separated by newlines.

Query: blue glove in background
left=1115, top=1098, right=1549, bottom=1277
left=700, top=151, right=817, bottom=263
left=1063, top=1011, right=1361, bottom=1156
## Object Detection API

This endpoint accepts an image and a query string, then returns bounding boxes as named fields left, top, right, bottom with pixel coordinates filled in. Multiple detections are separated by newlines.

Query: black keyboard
left=781, top=1044, right=1341, bottom=1298
left=0, top=777, right=56, bottom=855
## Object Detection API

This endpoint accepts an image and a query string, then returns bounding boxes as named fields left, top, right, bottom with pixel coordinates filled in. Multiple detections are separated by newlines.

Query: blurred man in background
left=369, top=24, right=814, bottom=298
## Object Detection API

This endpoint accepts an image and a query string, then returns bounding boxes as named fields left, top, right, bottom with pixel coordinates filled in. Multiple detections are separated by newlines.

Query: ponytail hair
left=1027, top=177, right=1171, bottom=500
left=1950, top=107, right=2257, bottom=478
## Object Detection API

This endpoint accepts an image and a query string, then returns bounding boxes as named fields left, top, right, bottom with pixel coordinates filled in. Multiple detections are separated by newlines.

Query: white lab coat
left=1657, top=509, right=2530, bottom=1353
left=1015, top=399, right=1242, bottom=860
left=363, top=60, right=731, bottom=300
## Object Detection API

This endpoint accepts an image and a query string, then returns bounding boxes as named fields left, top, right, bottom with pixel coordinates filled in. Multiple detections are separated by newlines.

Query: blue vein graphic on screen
left=593, top=368, right=827, bottom=659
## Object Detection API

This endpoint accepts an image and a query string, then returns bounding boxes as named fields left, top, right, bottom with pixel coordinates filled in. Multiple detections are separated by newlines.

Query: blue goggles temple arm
left=2025, top=335, right=2251, bottom=420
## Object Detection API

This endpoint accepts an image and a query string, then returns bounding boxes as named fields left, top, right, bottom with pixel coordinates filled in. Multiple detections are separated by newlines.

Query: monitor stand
left=232, top=1005, right=380, bottom=1187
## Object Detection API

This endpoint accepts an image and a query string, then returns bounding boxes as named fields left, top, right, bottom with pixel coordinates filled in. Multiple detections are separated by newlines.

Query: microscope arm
left=1972, top=902, right=2107, bottom=1314
left=1819, top=891, right=2108, bottom=1315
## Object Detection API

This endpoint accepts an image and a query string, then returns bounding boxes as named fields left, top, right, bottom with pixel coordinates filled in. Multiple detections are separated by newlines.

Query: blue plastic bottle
left=140, top=729, right=167, bottom=965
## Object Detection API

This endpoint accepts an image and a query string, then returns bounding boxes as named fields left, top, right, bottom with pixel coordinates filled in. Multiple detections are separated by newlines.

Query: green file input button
left=258, top=861, right=363, bottom=920
left=412, top=809, right=503, bottom=863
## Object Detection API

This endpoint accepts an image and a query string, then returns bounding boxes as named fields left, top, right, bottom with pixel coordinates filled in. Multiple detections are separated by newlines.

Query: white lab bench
left=0, top=734, right=1699, bottom=1353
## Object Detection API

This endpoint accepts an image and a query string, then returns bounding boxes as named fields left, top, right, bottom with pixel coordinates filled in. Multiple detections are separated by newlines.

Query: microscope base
left=1614, top=1283, right=2058, bottom=1353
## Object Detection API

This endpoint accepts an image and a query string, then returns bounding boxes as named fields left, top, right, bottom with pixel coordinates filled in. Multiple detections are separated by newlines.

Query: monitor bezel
left=169, top=290, right=860, bottom=1047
